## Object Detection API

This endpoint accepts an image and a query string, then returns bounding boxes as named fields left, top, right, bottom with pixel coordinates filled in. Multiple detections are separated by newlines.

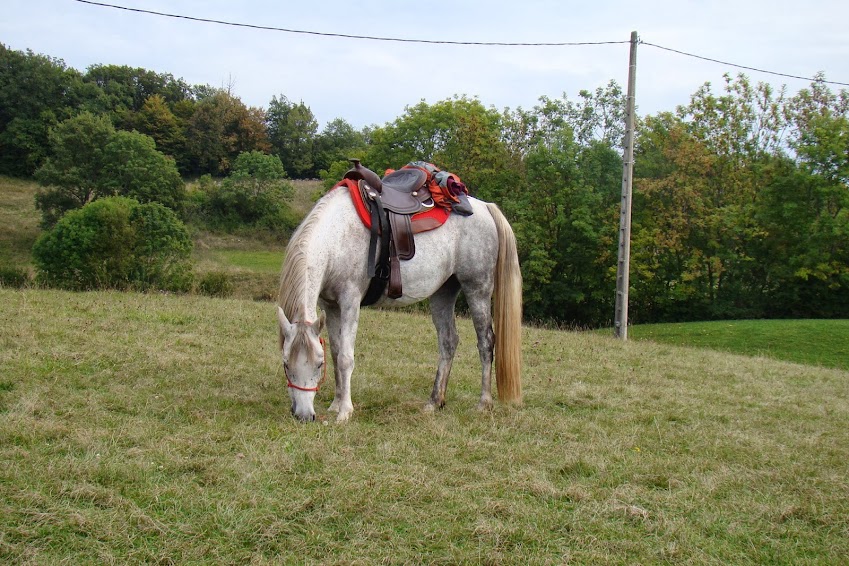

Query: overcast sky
left=3, top=0, right=848, bottom=129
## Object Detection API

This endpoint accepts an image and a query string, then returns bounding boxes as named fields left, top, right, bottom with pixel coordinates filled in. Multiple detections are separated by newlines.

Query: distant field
left=209, top=250, right=282, bottom=273
left=2, top=288, right=848, bottom=563
left=289, top=179, right=323, bottom=217
left=0, top=176, right=40, bottom=271
left=627, top=319, right=849, bottom=371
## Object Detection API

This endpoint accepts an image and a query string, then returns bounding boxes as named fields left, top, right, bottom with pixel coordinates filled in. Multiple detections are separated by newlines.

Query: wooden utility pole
left=614, top=31, right=638, bottom=340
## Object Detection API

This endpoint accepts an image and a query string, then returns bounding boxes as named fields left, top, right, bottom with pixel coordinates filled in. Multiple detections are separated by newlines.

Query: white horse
left=277, top=185, right=522, bottom=422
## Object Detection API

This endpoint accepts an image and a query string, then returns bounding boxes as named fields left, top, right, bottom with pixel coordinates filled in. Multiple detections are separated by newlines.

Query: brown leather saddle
left=344, top=159, right=437, bottom=305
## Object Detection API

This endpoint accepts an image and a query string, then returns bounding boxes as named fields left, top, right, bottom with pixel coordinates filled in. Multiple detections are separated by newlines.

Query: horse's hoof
left=328, top=399, right=340, bottom=413
left=335, top=409, right=353, bottom=423
left=423, top=403, right=437, bottom=413
left=476, top=399, right=493, bottom=411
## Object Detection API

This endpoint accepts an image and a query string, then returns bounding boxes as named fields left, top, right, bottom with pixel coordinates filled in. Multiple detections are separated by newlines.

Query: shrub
left=197, top=271, right=233, bottom=298
left=192, top=151, right=297, bottom=235
left=0, top=266, right=31, bottom=288
left=32, top=196, right=193, bottom=292
left=129, top=202, right=194, bottom=292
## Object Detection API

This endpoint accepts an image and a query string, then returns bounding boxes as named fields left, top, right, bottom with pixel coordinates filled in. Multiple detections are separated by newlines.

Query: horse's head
left=277, top=306, right=326, bottom=422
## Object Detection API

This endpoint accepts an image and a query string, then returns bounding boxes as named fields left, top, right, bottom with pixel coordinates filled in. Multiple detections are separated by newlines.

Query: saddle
left=343, top=159, right=443, bottom=305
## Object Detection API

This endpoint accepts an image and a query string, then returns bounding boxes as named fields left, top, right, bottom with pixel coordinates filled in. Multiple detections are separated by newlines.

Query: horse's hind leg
left=464, top=287, right=495, bottom=411
left=426, top=277, right=461, bottom=411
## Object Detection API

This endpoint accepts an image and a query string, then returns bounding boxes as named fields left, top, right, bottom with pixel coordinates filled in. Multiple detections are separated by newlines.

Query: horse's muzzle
left=291, top=403, right=316, bottom=422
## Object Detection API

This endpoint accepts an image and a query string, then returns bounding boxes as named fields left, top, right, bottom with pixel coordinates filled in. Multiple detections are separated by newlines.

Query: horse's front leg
left=426, top=280, right=461, bottom=411
left=322, top=299, right=359, bottom=422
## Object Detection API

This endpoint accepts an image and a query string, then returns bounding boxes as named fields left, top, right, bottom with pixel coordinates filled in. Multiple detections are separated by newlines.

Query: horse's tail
left=486, top=203, right=523, bottom=404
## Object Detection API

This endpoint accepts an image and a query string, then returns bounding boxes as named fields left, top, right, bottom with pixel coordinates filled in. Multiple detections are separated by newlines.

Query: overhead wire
left=72, top=0, right=848, bottom=87
left=640, top=41, right=849, bottom=87
left=70, top=0, right=628, bottom=47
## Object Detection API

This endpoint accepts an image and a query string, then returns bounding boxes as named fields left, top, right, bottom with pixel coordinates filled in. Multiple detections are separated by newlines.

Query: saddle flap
left=388, top=212, right=415, bottom=261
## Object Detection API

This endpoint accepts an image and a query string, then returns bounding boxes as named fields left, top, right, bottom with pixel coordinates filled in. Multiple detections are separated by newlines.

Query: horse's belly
left=371, top=251, right=453, bottom=307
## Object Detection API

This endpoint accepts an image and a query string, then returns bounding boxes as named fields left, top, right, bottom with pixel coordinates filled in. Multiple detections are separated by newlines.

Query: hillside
left=0, top=176, right=323, bottom=299
left=0, top=176, right=40, bottom=274
left=2, top=288, right=848, bottom=563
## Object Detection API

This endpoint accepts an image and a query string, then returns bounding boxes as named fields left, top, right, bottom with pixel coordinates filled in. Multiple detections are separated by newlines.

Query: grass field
left=626, top=319, right=849, bottom=371
left=2, top=288, right=848, bottom=563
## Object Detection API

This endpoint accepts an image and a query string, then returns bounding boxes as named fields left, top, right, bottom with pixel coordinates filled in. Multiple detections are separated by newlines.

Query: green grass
left=2, top=288, right=848, bottom=563
left=212, top=250, right=283, bottom=273
left=627, top=319, right=849, bottom=371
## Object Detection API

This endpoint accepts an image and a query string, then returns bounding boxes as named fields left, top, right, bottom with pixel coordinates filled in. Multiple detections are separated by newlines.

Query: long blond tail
left=486, top=203, right=523, bottom=404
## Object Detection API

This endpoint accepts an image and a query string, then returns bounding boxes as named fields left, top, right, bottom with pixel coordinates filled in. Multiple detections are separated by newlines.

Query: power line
left=641, top=41, right=849, bottom=87
left=72, top=0, right=848, bottom=87
left=71, top=0, right=628, bottom=47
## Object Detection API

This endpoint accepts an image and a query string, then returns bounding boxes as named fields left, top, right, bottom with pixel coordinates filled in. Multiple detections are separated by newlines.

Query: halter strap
left=285, top=336, right=327, bottom=393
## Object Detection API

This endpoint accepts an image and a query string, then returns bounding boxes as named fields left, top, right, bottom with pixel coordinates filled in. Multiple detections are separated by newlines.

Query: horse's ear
left=316, top=311, right=326, bottom=334
left=277, top=306, right=296, bottom=340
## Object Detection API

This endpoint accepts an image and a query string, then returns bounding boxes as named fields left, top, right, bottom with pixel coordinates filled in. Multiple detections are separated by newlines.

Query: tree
left=81, top=64, right=191, bottom=124
left=34, top=112, right=116, bottom=225
left=313, top=117, right=367, bottom=176
left=365, top=96, right=514, bottom=203
left=99, top=130, right=185, bottom=210
left=184, top=90, right=270, bottom=175
left=34, top=112, right=185, bottom=226
left=0, top=44, right=81, bottom=176
left=513, top=129, right=621, bottom=324
left=776, top=90, right=849, bottom=315
left=266, top=95, right=318, bottom=178
left=629, top=75, right=796, bottom=322
left=128, top=94, right=188, bottom=170
left=504, top=81, right=626, bottom=156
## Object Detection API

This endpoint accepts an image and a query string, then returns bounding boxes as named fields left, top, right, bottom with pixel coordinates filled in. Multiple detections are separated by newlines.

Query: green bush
left=32, top=196, right=193, bottom=291
left=0, top=266, right=31, bottom=288
left=128, top=202, right=194, bottom=291
left=196, top=271, right=233, bottom=298
left=191, top=152, right=298, bottom=235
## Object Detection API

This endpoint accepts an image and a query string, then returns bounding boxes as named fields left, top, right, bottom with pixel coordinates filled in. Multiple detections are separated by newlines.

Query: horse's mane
left=277, top=190, right=337, bottom=322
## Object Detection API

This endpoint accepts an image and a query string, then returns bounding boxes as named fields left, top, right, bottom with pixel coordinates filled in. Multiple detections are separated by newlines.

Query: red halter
left=285, top=320, right=327, bottom=393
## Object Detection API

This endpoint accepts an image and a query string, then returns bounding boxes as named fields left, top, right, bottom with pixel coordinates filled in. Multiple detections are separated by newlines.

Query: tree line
left=2, top=43, right=848, bottom=325
left=0, top=44, right=363, bottom=180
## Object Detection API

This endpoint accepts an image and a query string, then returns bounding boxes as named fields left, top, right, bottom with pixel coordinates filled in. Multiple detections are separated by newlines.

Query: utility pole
left=614, top=31, right=638, bottom=340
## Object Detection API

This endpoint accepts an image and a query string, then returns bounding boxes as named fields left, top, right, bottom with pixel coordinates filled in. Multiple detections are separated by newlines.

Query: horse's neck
left=281, top=190, right=351, bottom=321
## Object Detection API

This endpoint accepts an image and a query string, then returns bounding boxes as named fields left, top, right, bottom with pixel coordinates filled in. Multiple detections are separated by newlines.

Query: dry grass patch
left=2, top=289, right=848, bottom=563
left=0, top=176, right=40, bottom=271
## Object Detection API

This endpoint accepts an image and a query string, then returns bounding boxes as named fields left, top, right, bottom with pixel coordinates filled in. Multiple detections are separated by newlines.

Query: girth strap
left=361, top=196, right=391, bottom=307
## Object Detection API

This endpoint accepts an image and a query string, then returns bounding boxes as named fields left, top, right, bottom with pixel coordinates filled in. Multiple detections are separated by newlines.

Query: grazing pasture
left=2, top=288, right=848, bottom=563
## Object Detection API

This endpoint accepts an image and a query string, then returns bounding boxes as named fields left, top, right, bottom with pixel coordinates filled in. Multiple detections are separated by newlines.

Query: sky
left=3, top=0, right=848, bottom=130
